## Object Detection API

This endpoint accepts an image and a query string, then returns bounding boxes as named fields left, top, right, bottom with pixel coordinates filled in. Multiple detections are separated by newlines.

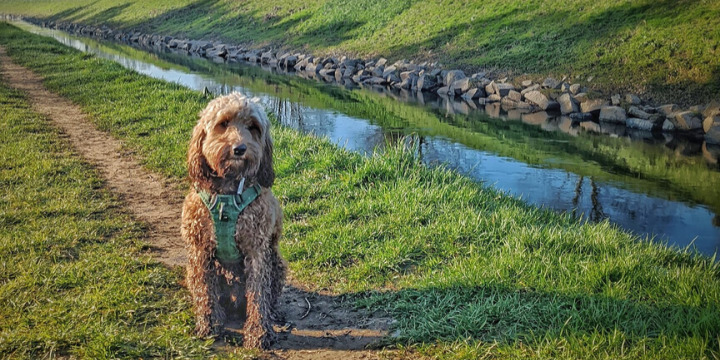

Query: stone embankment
left=16, top=16, right=720, bottom=147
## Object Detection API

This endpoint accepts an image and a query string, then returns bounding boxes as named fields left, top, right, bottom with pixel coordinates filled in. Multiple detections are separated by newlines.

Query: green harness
left=197, top=184, right=262, bottom=262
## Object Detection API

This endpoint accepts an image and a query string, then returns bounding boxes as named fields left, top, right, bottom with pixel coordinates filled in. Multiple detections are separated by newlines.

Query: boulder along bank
left=12, top=15, right=720, bottom=148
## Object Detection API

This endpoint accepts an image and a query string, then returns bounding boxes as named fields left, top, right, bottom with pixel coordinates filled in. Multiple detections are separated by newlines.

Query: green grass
left=1, top=23, right=719, bottom=359
left=1, top=0, right=719, bottom=106
left=78, top=39, right=720, bottom=216
left=0, top=61, right=213, bottom=358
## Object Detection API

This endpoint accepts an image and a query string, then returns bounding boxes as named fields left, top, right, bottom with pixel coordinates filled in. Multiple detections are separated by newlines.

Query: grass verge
left=0, top=0, right=719, bottom=106
left=1, top=23, right=719, bottom=359
left=0, top=60, right=212, bottom=357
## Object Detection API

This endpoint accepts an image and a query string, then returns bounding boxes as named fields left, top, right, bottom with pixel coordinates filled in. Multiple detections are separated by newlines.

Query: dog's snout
left=233, top=144, right=247, bottom=156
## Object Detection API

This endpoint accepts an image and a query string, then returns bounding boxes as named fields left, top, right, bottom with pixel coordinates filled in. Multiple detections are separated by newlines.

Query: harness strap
left=197, top=184, right=262, bottom=262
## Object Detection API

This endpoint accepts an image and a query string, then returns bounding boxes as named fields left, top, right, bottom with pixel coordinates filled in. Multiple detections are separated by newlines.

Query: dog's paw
left=194, top=324, right=212, bottom=338
left=242, top=326, right=275, bottom=349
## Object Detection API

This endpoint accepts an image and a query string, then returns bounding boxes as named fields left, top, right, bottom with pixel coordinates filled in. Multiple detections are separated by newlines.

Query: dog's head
left=188, top=93, right=274, bottom=190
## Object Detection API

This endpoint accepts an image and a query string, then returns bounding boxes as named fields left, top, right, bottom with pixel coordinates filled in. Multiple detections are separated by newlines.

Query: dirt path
left=0, top=47, right=394, bottom=360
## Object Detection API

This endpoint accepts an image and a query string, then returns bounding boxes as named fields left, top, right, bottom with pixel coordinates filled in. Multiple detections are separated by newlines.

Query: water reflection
left=14, top=21, right=720, bottom=258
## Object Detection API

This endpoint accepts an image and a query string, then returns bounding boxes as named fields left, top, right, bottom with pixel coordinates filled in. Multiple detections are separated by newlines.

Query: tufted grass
left=1, top=23, right=719, bottom=359
left=0, top=0, right=719, bottom=106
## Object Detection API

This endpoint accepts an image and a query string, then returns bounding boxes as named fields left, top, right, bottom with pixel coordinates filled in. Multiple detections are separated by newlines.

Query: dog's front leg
left=186, top=243, right=226, bottom=337
left=242, top=241, right=276, bottom=349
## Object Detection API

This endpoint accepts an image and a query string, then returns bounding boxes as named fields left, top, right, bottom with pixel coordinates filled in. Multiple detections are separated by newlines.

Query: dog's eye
left=220, top=120, right=229, bottom=128
left=248, top=124, right=260, bottom=136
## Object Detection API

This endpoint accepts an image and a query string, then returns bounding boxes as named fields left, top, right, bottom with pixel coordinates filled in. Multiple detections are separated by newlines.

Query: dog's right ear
left=187, top=123, right=211, bottom=187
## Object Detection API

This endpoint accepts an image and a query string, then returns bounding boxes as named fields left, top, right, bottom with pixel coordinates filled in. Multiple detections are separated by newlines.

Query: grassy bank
left=1, top=23, right=719, bottom=359
left=1, top=0, right=719, bottom=106
left=87, top=42, right=720, bottom=216
left=0, top=62, right=211, bottom=357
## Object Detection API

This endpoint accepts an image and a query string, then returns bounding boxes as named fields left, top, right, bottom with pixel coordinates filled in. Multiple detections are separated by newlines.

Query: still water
left=14, top=21, right=720, bottom=257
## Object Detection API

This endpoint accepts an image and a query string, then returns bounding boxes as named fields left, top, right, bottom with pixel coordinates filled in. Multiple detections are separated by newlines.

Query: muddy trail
left=0, top=47, right=395, bottom=360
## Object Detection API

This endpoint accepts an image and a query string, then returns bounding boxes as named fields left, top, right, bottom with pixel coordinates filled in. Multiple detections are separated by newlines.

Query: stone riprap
left=17, top=15, right=720, bottom=148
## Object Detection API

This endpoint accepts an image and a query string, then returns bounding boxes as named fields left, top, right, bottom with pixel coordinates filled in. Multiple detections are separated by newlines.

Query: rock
left=451, top=78, right=472, bottom=95
left=541, top=77, right=561, bottom=89
left=318, top=68, right=335, bottom=77
left=628, top=106, right=651, bottom=120
left=444, top=70, right=466, bottom=87
left=393, top=79, right=411, bottom=89
left=399, top=71, right=413, bottom=81
left=704, top=115, right=720, bottom=145
left=365, top=76, right=387, bottom=85
left=516, top=101, right=533, bottom=109
left=569, top=112, right=594, bottom=122
left=574, top=93, right=589, bottom=103
left=285, top=55, right=298, bottom=68
left=436, top=86, right=452, bottom=96
left=569, top=83, right=582, bottom=95
left=611, top=94, right=621, bottom=106
left=371, top=66, right=384, bottom=77
left=599, top=106, right=627, bottom=123
left=625, top=94, right=641, bottom=105
left=520, top=84, right=540, bottom=96
left=386, top=73, right=401, bottom=84
left=501, top=97, right=519, bottom=109
left=494, top=82, right=515, bottom=97
left=382, top=65, right=397, bottom=78
left=335, top=69, right=344, bottom=82
left=352, top=74, right=370, bottom=83
left=487, top=94, right=502, bottom=102
left=626, top=118, right=654, bottom=131
left=662, top=119, right=676, bottom=132
left=416, top=74, right=437, bottom=91
left=521, top=80, right=533, bottom=87
left=375, top=58, right=388, bottom=68
left=461, top=88, right=485, bottom=100
left=671, top=111, right=703, bottom=131
left=524, top=90, right=551, bottom=110
left=704, top=115, right=720, bottom=133
left=558, top=93, right=579, bottom=114
left=580, top=99, right=608, bottom=116
left=340, top=66, right=354, bottom=78
left=206, top=47, right=227, bottom=58
left=260, top=51, right=276, bottom=64
left=657, top=104, right=679, bottom=116
left=485, top=81, right=496, bottom=95
left=507, top=90, right=522, bottom=102
left=704, top=100, right=720, bottom=118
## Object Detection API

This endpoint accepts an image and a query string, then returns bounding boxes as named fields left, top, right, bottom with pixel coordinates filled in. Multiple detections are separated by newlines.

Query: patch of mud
left=0, top=47, right=395, bottom=359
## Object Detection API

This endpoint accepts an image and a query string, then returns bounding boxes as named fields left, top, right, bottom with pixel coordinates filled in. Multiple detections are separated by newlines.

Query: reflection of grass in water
left=140, top=44, right=720, bottom=214
left=2, top=23, right=719, bottom=360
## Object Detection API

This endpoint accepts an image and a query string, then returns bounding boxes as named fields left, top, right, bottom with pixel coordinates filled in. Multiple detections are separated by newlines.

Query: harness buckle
left=219, top=202, right=227, bottom=221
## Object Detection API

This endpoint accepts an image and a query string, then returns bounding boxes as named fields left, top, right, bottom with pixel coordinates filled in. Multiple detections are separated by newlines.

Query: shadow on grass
left=262, top=279, right=719, bottom=354
left=358, top=283, right=718, bottom=352
left=84, top=3, right=132, bottom=26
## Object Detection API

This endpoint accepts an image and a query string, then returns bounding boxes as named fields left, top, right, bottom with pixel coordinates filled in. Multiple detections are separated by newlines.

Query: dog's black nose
left=233, top=144, right=247, bottom=156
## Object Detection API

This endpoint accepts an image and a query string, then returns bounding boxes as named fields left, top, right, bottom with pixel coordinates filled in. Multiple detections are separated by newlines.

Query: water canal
left=13, top=20, right=720, bottom=257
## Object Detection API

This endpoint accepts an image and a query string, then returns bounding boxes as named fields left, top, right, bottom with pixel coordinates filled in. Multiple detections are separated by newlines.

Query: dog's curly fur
left=181, top=92, right=286, bottom=349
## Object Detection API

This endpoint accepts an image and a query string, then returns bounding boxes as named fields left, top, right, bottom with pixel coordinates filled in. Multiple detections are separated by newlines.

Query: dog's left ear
left=187, top=122, right=212, bottom=188
left=257, top=133, right=275, bottom=188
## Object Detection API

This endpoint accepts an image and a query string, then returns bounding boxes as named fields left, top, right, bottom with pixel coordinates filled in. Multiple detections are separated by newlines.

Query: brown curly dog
left=181, top=92, right=286, bottom=349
